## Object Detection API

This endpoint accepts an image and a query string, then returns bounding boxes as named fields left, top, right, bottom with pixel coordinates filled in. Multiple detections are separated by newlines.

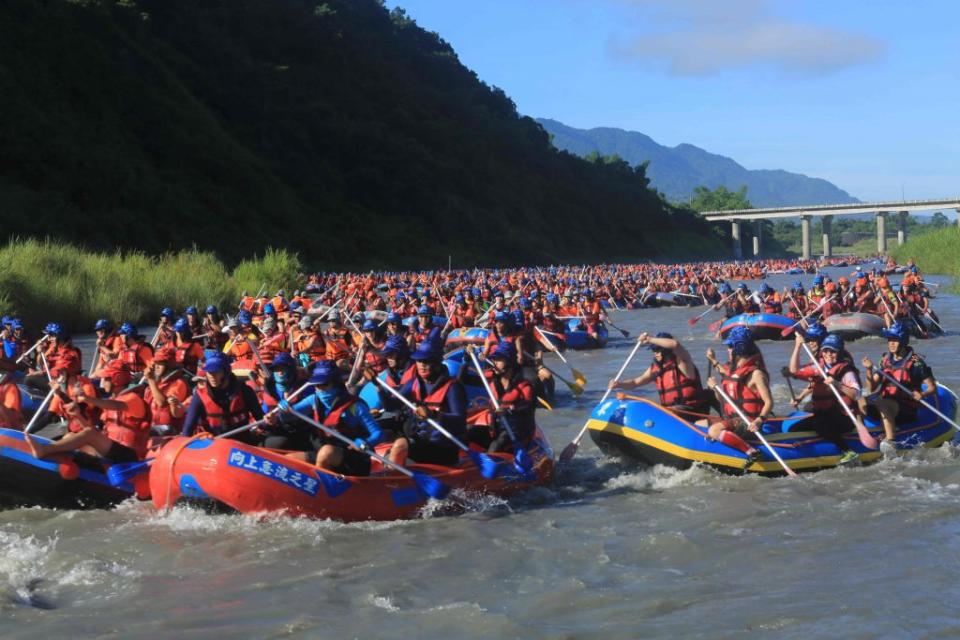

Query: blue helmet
left=9, top=319, right=22, bottom=330
left=395, top=292, right=405, bottom=301
left=490, top=341, right=517, bottom=363
left=380, top=335, right=410, bottom=357
left=361, top=319, right=379, bottom=332
left=205, top=305, right=218, bottom=316
left=649, top=331, right=674, bottom=352
left=238, top=311, right=253, bottom=326
left=309, top=360, right=341, bottom=386
left=270, top=352, right=296, bottom=371
left=44, top=322, right=67, bottom=339
left=792, top=281, right=804, bottom=291
left=803, top=322, right=827, bottom=343
left=759, top=283, right=773, bottom=294
left=409, top=342, right=442, bottom=363
left=720, top=283, right=733, bottom=294
left=519, top=297, right=531, bottom=309
left=546, top=293, right=558, bottom=303
left=820, top=334, right=845, bottom=353
left=160, top=307, right=174, bottom=319
left=737, top=283, right=747, bottom=291
left=881, top=321, right=909, bottom=345
left=455, top=294, right=465, bottom=303
left=94, top=318, right=112, bottom=332
left=263, top=303, right=276, bottom=316
left=417, top=305, right=431, bottom=316
left=173, top=318, right=191, bottom=336
left=185, top=306, right=199, bottom=316
left=289, top=301, right=303, bottom=313
left=386, top=312, right=401, bottom=324
left=813, top=275, right=824, bottom=285
left=201, top=354, right=231, bottom=374
left=723, top=326, right=755, bottom=355
left=118, top=322, right=138, bottom=337
left=511, top=309, right=525, bottom=327
left=494, top=311, right=510, bottom=324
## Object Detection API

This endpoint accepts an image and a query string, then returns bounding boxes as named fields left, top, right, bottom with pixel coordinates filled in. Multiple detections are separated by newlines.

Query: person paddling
left=180, top=355, right=264, bottom=444
left=698, top=327, right=773, bottom=468
left=608, top=332, right=710, bottom=416
left=467, top=342, right=536, bottom=453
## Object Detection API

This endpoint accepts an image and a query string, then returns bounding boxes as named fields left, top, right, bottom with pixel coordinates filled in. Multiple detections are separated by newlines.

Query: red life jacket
left=795, top=359, right=859, bottom=411
left=175, top=342, right=203, bottom=374
left=410, top=375, right=456, bottom=412
left=383, top=364, right=416, bottom=389
left=121, top=342, right=153, bottom=373
left=102, top=391, right=151, bottom=457
left=313, top=395, right=362, bottom=439
left=720, top=355, right=765, bottom=420
left=196, top=381, right=250, bottom=431
left=651, top=354, right=704, bottom=408
left=145, top=378, right=188, bottom=430
left=880, top=350, right=922, bottom=411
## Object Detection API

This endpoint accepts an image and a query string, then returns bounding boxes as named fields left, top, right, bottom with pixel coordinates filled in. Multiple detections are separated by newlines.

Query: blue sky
left=388, top=0, right=959, bottom=203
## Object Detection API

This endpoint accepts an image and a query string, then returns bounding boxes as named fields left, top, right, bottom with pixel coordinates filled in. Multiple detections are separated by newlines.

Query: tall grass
left=889, top=226, right=960, bottom=285
left=0, top=239, right=301, bottom=331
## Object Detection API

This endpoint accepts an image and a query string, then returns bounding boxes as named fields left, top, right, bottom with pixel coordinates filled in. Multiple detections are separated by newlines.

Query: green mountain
left=537, top=118, right=859, bottom=209
left=0, top=0, right=722, bottom=268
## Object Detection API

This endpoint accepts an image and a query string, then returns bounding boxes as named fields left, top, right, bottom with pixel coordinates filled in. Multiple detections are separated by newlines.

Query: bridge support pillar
left=731, top=220, right=742, bottom=259
left=897, top=211, right=908, bottom=246
left=800, top=215, right=811, bottom=260
left=876, top=212, right=887, bottom=255
left=752, top=222, right=762, bottom=257
left=821, top=215, right=832, bottom=258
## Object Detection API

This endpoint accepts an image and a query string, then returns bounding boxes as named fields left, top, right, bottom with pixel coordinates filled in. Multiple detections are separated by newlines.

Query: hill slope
left=0, top=0, right=721, bottom=267
left=537, top=118, right=858, bottom=208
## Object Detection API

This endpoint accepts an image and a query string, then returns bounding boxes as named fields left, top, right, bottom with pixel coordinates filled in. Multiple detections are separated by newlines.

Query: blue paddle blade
left=107, top=460, right=152, bottom=487
left=468, top=451, right=500, bottom=479
left=514, top=448, right=535, bottom=477
left=412, top=472, right=450, bottom=500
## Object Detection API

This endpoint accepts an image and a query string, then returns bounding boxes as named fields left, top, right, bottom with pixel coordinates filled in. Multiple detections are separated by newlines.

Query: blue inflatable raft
left=718, top=313, right=794, bottom=341
left=586, top=387, right=957, bottom=475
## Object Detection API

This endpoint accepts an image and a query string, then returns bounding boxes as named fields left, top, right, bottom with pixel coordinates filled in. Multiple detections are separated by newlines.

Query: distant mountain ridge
left=537, top=118, right=859, bottom=208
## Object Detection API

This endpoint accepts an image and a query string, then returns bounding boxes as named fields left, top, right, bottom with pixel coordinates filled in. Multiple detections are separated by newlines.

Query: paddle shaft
left=780, top=294, right=835, bottom=336
left=15, top=336, right=48, bottom=364
left=565, top=337, right=644, bottom=452
left=468, top=351, right=521, bottom=443
left=712, top=385, right=797, bottom=477
left=23, top=387, right=57, bottom=434
left=214, top=381, right=315, bottom=439
left=689, top=291, right=735, bottom=324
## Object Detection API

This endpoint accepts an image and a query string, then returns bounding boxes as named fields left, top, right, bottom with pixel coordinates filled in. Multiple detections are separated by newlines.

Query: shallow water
left=4, top=266, right=960, bottom=638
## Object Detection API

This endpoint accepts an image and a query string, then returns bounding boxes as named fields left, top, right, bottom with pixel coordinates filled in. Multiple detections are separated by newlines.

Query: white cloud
left=610, top=0, right=885, bottom=76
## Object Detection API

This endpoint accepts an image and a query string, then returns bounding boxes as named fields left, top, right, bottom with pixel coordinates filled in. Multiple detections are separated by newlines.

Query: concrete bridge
left=703, top=198, right=960, bottom=259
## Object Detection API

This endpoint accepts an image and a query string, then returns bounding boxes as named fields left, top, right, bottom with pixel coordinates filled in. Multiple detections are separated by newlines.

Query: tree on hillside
left=690, top=185, right=752, bottom=212
left=931, top=211, right=950, bottom=228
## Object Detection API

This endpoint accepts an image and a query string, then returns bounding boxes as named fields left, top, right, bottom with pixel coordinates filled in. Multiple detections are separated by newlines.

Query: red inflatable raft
left=148, top=428, right=555, bottom=521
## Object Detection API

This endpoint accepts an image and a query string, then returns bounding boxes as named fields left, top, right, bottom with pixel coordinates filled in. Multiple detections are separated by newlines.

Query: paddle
left=688, top=291, right=734, bottom=326
left=22, top=387, right=56, bottom=435
left=287, top=408, right=449, bottom=500
left=373, top=377, right=500, bottom=479
left=779, top=295, right=835, bottom=338
left=15, top=335, right=48, bottom=365
left=522, top=351, right=582, bottom=397
left=534, top=327, right=586, bottom=391
left=711, top=385, right=798, bottom=477
left=799, top=342, right=879, bottom=449
left=559, top=336, right=645, bottom=464
left=107, top=381, right=315, bottom=486
left=467, top=350, right=534, bottom=478
left=875, top=371, right=960, bottom=431
left=604, top=315, right=630, bottom=338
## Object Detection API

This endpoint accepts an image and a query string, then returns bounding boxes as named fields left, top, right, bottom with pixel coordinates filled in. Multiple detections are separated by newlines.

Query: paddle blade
left=780, top=326, right=797, bottom=338
left=469, top=451, right=501, bottom=479
left=618, top=328, right=630, bottom=338
left=687, top=316, right=700, bottom=326
left=107, top=460, right=152, bottom=487
left=708, top=318, right=724, bottom=333
left=572, top=368, right=587, bottom=387
left=514, top=448, right=536, bottom=480
left=855, top=421, right=880, bottom=450
left=558, top=440, right=578, bottom=464
left=413, top=472, right=450, bottom=500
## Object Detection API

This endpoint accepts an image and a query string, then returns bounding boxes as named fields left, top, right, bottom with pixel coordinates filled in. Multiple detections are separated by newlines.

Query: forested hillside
left=0, top=0, right=722, bottom=268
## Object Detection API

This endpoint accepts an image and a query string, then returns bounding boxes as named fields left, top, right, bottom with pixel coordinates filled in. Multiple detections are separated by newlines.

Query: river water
left=2, top=266, right=959, bottom=638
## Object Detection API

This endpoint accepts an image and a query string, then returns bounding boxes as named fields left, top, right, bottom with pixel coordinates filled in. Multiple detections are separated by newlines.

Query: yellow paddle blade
left=572, top=368, right=587, bottom=389
left=536, top=396, right=554, bottom=410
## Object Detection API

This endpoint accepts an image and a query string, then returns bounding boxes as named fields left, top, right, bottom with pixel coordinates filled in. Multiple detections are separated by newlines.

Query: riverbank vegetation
left=0, top=240, right=302, bottom=331
left=889, top=226, right=960, bottom=288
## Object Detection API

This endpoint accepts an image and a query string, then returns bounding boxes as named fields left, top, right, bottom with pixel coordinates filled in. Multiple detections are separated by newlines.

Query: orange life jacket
left=196, top=381, right=250, bottom=431
left=880, top=350, right=922, bottom=411
left=120, top=342, right=153, bottom=373
left=144, top=378, right=189, bottom=430
left=0, top=382, right=22, bottom=429
left=102, top=391, right=151, bottom=457
left=795, top=359, right=859, bottom=411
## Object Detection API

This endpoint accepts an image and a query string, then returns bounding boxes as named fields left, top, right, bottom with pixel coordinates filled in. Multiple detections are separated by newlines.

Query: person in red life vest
left=860, top=322, right=936, bottom=447
left=784, top=333, right=861, bottom=465
left=170, top=318, right=205, bottom=375
left=736, top=283, right=761, bottom=313
left=25, top=360, right=150, bottom=463
left=35, top=366, right=101, bottom=434
left=201, top=305, right=227, bottom=350
left=91, top=319, right=122, bottom=375
left=361, top=335, right=415, bottom=438
left=116, top=323, right=154, bottom=375
left=323, top=310, right=353, bottom=369
left=222, top=318, right=255, bottom=361
left=468, top=342, right=536, bottom=453
left=24, top=323, right=82, bottom=390
left=154, top=308, right=177, bottom=348
left=239, top=290, right=256, bottom=313
left=6, top=319, right=31, bottom=364
left=271, top=361, right=384, bottom=476
left=412, top=305, right=441, bottom=347
left=143, top=346, right=190, bottom=435
left=357, top=319, right=388, bottom=374
left=182, top=306, right=203, bottom=337
left=851, top=273, right=878, bottom=314
left=578, top=289, right=603, bottom=338
left=820, top=282, right=843, bottom=319
left=181, top=355, right=264, bottom=444
left=251, top=352, right=315, bottom=451
left=384, top=342, right=467, bottom=467
left=609, top=332, right=711, bottom=415
left=0, top=370, right=23, bottom=429
left=782, top=281, right=809, bottom=320
left=697, top=327, right=774, bottom=469
left=874, top=277, right=900, bottom=327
